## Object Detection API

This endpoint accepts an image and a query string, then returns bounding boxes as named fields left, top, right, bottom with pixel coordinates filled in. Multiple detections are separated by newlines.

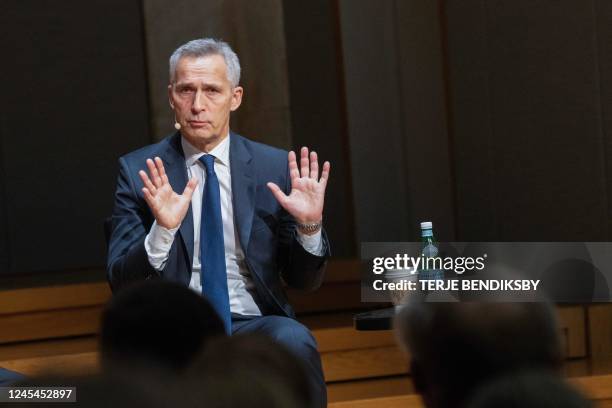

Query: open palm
left=267, top=147, right=331, bottom=228
left=139, top=157, right=198, bottom=229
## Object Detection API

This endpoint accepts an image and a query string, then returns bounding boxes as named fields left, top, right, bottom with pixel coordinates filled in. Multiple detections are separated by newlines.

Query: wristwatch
left=297, top=220, right=322, bottom=234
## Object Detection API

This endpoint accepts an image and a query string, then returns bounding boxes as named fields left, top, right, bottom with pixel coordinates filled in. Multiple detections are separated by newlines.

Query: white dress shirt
left=144, top=134, right=323, bottom=316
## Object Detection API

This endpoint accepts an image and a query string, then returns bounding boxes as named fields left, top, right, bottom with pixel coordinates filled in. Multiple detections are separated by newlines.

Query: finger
left=142, top=187, right=155, bottom=208
left=300, top=146, right=309, bottom=178
left=267, top=182, right=289, bottom=207
left=320, top=161, right=331, bottom=188
left=154, top=157, right=169, bottom=185
left=146, top=159, right=162, bottom=188
left=288, top=151, right=300, bottom=184
left=310, top=151, right=319, bottom=179
left=139, top=170, right=157, bottom=194
left=182, top=177, right=198, bottom=199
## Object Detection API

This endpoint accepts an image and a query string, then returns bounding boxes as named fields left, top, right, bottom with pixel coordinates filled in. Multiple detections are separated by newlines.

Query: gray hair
left=169, top=38, right=241, bottom=87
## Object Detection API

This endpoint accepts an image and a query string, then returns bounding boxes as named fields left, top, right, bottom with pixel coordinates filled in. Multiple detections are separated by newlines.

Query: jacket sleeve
left=277, top=161, right=331, bottom=291
left=106, top=157, right=159, bottom=291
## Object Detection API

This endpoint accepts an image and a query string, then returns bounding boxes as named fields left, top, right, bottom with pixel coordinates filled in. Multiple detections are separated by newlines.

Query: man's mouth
left=188, top=120, right=211, bottom=128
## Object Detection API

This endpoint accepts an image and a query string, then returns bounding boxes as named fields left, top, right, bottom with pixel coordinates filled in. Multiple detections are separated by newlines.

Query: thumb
left=267, top=182, right=288, bottom=207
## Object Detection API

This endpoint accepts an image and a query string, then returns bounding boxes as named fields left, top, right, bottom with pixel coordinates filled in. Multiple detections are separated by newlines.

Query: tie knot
left=198, top=154, right=216, bottom=175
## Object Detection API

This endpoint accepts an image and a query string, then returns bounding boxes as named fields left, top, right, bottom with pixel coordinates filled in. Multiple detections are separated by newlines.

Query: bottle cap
left=420, top=221, right=433, bottom=229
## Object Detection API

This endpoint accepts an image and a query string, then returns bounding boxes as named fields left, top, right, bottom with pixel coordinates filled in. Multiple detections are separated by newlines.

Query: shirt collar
left=181, top=133, right=230, bottom=167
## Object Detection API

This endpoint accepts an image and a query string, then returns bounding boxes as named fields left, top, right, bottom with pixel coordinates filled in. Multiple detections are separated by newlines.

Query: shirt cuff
left=144, top=221, right=179, bottom=271
left=296, top=229, right=324, bottom=256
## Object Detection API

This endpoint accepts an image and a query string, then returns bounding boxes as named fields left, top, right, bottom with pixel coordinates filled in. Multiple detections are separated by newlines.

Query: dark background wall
left=283, top=1, right=357, bottom=256
left=339, top=0, right=455, bottom=242
left=445, top=0, right=611, bottom=241
left=1, top=0, right=611, bottom=285
left=0, top=0, right=151, bottom=280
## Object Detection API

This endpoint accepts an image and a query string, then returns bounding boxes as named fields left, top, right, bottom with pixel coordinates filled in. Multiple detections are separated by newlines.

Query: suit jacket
left=106, top=131, right=330, bottom=318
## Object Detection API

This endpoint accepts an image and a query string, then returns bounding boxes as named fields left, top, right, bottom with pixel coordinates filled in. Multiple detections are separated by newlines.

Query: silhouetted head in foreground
left=466, top=371, right=592, bottom=408
left=396, top=301, right=562, bottom=408
left=100, top=280, right=225, bottom=372
left=180, top=333, right=313, bottom=408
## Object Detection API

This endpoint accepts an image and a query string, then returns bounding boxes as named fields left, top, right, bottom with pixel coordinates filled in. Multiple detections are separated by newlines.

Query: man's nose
left=191, top=89, right=206, bottom=113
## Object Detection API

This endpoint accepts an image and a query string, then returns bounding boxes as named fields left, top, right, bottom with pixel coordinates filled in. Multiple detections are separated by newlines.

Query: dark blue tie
left=198, top=154, right=231, bottom=334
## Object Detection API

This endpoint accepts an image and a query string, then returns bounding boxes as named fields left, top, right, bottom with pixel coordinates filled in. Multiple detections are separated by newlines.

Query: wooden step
left=303, top=313, right=409, bottom=381
left=0, top=348, right=408, bottom=382
left=0, top=352, right=99, bottom=378
left=329, top=394, right=423, bottom=408
left=0, top=313, right=408, bottom=381
left=0, top=260, right=375, bottom=346
left=327, top=358, right=612, bottom=404
left=0, top=267, right=593, bottom=364
left=0, top=336, right=98, bottom=362
left=1, top=350, right=611, bottom=407
left=328, top=376, right=414, bottom=403
left=328, top=374, right=612, bottom=408
left=7, top=358, right=609, bottom=408
left=322, top=346, right=407, bottom=382
left=0, top=307, right=594, bottom=383
left=572, top=374, right=612, bottom=403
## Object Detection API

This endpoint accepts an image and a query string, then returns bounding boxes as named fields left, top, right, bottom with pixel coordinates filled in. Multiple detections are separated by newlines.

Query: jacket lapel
left=230, top=132, right=255, bottom=254
left=161, top=132, right=194, bottom=269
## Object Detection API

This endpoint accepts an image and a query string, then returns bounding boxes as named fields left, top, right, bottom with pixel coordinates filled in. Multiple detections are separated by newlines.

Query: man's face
left=168, top=54, right=242, bottom=150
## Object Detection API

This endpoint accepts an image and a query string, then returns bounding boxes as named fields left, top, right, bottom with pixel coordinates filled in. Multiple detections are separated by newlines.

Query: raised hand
left=267, top=147, right=331, bottom=233
left=139, top=157, right=198, bottom=229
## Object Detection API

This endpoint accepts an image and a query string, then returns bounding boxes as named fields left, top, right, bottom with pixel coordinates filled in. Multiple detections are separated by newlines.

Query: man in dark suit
left=107, top=38, right=331, bottom=406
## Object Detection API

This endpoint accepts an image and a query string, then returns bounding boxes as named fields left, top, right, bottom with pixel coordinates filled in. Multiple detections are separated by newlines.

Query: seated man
left=395, top=301, right=563, bottom=408
left=107, top=38, right=330, bottom=406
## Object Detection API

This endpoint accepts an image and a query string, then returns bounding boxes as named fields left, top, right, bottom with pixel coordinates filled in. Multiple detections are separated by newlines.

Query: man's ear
left=230, top=86, right=243, bottom=111
left=168, top=84, right=175, bottom=109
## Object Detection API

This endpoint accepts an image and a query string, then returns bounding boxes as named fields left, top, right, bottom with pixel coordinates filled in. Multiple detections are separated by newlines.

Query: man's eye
left=207, top=88, right=219, bottom=94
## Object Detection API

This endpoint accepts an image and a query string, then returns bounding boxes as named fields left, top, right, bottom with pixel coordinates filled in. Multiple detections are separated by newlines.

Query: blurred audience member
left=396, top=301, right=562, bottom=408
left=100, top=280, right=225, bottom=372
left=180, top=333, right=314, bottom=408
left=466, top=371, right=592, bottom=408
